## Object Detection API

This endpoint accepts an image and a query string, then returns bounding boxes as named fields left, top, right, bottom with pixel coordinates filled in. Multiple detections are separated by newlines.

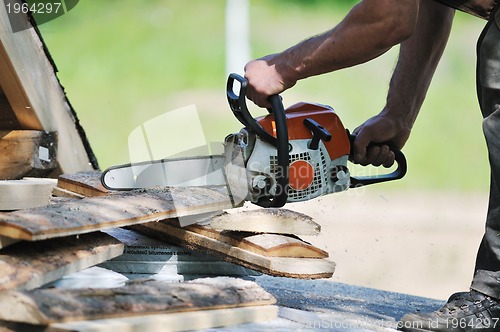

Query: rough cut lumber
left=210, top=209, right=321, bottom=235
left=51, top=186, right=85, bottom=199
left=0, top=130, right=57, bottom=180
left=0, top=278, right=276, bottom=325
left=0, top=177, right=57, bottom=211
left=100, top=228, right=257, bottom=276
left=0, top=232, right=123, bottom=291
left=0, top=186, right=233, bottom=241
left=131, top=222, right=336, bottom=279
left=48, top=306, right=278, bottom=332
left=55, top=171, right=109, bottom=197
left=0, top=3, right=97, bottom=174
left=188, top=224, right=328, bottom=258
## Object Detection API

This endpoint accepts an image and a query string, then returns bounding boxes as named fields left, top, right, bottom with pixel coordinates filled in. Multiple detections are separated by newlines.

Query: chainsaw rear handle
left=226, top=73, right=289, bottom=208
left=348, top=133, right=407, bottom=188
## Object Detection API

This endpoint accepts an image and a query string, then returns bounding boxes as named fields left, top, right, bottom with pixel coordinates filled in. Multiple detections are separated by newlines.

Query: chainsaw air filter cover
left=224, top=102, right=352, bottom=204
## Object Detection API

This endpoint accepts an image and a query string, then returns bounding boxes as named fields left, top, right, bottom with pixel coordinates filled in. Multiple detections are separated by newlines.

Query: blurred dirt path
left=239, top=189, right=487, bottom=300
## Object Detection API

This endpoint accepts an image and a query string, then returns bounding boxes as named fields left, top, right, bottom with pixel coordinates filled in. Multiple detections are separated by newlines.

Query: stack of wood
left=0, top=171, right=335, bottom=330
left=0, top=5, right=335, bottom=330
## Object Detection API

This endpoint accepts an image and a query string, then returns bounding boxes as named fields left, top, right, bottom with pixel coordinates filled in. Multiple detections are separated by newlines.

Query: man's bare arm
left=352, top=0, right=455, bottom=167
left=245, top=0, right=419, bottom=107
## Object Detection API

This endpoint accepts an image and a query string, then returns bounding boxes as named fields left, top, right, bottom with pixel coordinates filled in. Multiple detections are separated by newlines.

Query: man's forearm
left=277, top=0, right=419, bottom=82
left=383, top=0, right=455, bottom=130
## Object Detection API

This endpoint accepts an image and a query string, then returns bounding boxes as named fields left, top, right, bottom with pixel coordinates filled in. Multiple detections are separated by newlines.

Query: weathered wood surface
left=210, top=209, right=321, bottom=235
left=0, top=232, right=123, bottom=291
left=131, top=222, right=335, bottom=279
left=0, top=178, right=57, bottom=211
left=189, top=224, right=328, bottom=258
left=0, top=186, right=233, bottom=241
left=48, top=306, right=278, bottom=332
left=0, top=130, right=57, bottom=180
left=0, top=278, right=276, bottom=325
left=0, top=3, right=97, bottom=174
left=56, top=171, right=109, bottom=198
left=100, top=228, right=257, bottom=276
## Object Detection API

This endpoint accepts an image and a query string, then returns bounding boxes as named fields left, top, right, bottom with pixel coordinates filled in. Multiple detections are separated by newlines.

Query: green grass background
left=38, top=0, right=488, bottom=192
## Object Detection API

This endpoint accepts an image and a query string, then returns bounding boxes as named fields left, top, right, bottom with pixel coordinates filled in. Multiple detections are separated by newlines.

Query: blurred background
left=38, top=0, right=489, bottom=300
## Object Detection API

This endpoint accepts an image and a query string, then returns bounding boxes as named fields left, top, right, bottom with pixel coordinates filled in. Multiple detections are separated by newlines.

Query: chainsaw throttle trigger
left=304, top=118, right=332, bottom=150
left=348, top=133, right=407, bottom=188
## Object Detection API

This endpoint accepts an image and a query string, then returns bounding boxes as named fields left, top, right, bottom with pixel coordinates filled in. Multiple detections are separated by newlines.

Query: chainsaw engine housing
left=224, top=102, right=351, bottom=204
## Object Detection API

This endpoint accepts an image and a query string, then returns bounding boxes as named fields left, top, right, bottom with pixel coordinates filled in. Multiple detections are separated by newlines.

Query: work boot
left=397, top=290, right=500, bottom=331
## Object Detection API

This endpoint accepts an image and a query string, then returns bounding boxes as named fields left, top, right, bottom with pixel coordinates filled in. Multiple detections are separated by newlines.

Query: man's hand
left=351, top=111, right=410, bottom=168
left=244, top=54, right=297, bottom=108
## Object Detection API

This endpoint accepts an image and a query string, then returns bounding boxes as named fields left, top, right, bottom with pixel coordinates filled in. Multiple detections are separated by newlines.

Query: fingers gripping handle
left=348, top=134, right=407, bottom=188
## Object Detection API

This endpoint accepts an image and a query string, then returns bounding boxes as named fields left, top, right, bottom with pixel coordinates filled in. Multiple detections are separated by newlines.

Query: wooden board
left=100, top=228, right=257, bottom=276
left=48, top=306, right=278, bottom=332
left=131, top=222, right=335, bottom=279
left=0, top=278, right=276, bottom=325
left=0, top=232, right=123, bottom=291
left=0, top=186, right=233, bottom=241
left=210, top=209, right=321, bottom=235
left=0, top=178, right=57, bottom=211
left=0, top=130, right=57, bottom=180
left=56, top=171, right=109, bottom=197
left=188, top=224, right=328, bottom=258
left=0, top=3, right=97, bottom=174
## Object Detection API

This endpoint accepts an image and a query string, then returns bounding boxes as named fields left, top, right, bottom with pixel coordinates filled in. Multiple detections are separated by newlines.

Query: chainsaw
left=101, top=73, right=406, bottom=208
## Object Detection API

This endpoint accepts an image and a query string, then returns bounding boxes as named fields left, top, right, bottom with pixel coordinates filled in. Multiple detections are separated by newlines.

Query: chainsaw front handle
left=226, top=73, right=290, bottom=208
left=227, top=73, right=278, bottom=146
left=348, top=133, right=407, bottom=188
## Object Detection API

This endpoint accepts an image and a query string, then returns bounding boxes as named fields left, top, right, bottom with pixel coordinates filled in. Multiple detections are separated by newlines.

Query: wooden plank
left=100, top=228, right=257, bottom=276
left=0, top=186, right=233, bottom=241
left=0, top=232, right=124, bottom=291
left=0, top=278, right=276, bottom=325
left=131, top=222, right=336, bottom=279
left=0, top=130, right=57, bottom=180
left=0, top=4, right=96, bottom=174
left=48, top=306, right=278, bottom=332
left=0, top=178, right=57, bottom=211
left=56, top=171, right=109, bottom=197
left=210, top=209, right=321, bottom=235
left=188, top=224, right=328, bottom=258
left=52, top=186, right=85, bottom=199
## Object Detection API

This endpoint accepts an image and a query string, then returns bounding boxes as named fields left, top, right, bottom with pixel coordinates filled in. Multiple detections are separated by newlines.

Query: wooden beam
left=0, top=4, right=96, bottom=173
left=0, top=130, right=57, bottom=180
left=131, top=221, right=336, bottom=279
left=210, top=209, right=321, bottom=235
left=0, top=278, right=276, bottom=325
left=0, top=186, right=233, bottom=241
left=0, top=232, right=123, bottom=291
left=0, top=177, right=57, bottom=211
